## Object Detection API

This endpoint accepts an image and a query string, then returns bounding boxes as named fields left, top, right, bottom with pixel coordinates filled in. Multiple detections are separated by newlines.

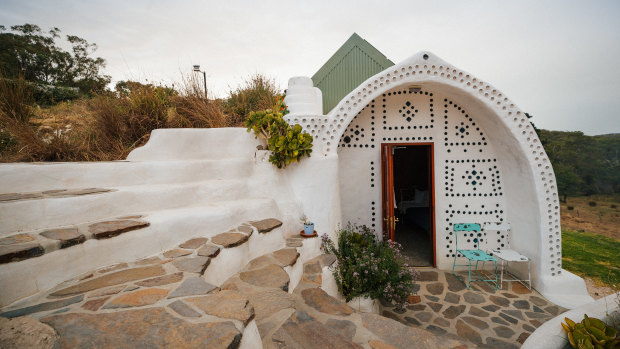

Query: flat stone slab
left=211, top=232, right=249, bottom=248
left=89, top=219, right=149, bottom=239
left=179, top=238, right=208, bottom=249
left=104, top=288, right=168, bottom=309
left=271, top=310, right=362, bottom=349
left=40, top=228, right=85, bottom=248
left=0, top=295, right=84, bottom=318
left=98, top=263, right=128, bottom=274
left=172, top=256, right=210, bottom=274
left=0, top=316, right=58, bottom=348
left=493, top=325, right=516, bottom=338
left=246, top=288, right=295, bottom=320
left=53, top=188, right=112, bottom=197
left=0, top=234, right=35, bottom=245
left=369, top=339, right=398, bottom=349
left=81, top=297, right=110, bottom=311
left=444, top=273, right=467, bottom=292
left=286, top=238, right=303, bottom=247
left=50, top=265, right=165, bottom=297
left=0, top=243, right=45, bottom=264
left=463, top=291, right=485, bottom=304
left=272, top=248, right=300, bottom=267
left=168, top=277, right=218, bottom=298
left=41, top=308, right=241, bottom=349
left=197, top=244, right=220, bottom=258
left=188, top=290, right=254, bottom=325
left=362, top=313, right=464, bottom=349
left=0, top=192, right=42, bottom=201
left=245, top=256, right=274, bottom=270
left=417, top=271, right=438, bottom=282
left=326, top=319, right=357, bottom=340
left=301, top=288, right=353, bottom=316
left=168, top=300, right=201, bottom=318
left=442, top=305, right=466, bottom=319
left=163, top=249, right=192, bottom=258
left=455, top=319, right=482, bottom=345
left=250, top=218, right=282, bottom=233
left=237, top=224, right=253, bottom=235
left=135, top=256, right=162, bottom=265
left=87, top=285, right=126, bottom=298
left=135, top=272, right=184, bottom=287
left=239, top=264, right=290, bottom=291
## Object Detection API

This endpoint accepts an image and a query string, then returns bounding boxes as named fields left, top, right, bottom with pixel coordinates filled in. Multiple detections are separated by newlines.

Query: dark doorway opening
left=392, top=145, right=434, bottom=267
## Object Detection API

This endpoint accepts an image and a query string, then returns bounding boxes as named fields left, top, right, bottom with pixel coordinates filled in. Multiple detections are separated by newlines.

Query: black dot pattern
left=337, top=87, right=508, bottom=265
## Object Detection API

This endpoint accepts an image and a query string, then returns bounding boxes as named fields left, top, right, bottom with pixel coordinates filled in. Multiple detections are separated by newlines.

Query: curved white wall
left=285, top=51, right=591, bottom=307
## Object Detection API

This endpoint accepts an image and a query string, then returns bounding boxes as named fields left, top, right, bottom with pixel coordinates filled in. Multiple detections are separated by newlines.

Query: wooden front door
left=381, top=143, right=436, bottom=266
left=381, top=144, right=396, bottom=241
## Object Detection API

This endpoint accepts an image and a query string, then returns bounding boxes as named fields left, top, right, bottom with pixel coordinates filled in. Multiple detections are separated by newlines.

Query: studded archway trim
left=287, top=51, right=561, bottom=277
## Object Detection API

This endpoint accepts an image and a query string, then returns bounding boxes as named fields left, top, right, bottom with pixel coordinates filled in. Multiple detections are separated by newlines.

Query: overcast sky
left=1, top=0, right=619, bottom=135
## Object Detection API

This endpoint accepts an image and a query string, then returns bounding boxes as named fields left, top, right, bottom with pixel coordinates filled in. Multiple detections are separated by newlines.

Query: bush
left=225, top=74, right=279, bottom=125
left=589, top=201, right=597, bottom=207
left=246, top=106, right=312, bottom=169
left=320, top=224, right=419, bottom=305
left=31, top=83, right=81, bottom=106
left=0, top=76, right=33, bottom=124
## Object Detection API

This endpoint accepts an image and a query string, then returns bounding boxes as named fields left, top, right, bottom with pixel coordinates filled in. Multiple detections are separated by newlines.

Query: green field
left=562, top=230, right=620, bottom=287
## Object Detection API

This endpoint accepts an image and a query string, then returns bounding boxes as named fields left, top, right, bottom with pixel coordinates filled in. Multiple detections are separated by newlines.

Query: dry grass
left=560, top=195, right=620, bottom=240
left=224, top=74, right=279, bottom=126
left=1, top=73, right=280, bottom=162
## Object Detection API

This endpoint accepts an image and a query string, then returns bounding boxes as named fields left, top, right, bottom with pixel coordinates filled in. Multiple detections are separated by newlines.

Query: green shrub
left=589, top=201, right=597, bottom=207
left=245, top=108, right=312, bottom=169
left=31, top=84, right=81, bottom=106
left=320, top=224, right=419, bottom=304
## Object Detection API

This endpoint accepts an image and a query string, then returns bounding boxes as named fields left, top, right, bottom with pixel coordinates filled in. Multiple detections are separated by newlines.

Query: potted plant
left=320, top=223, right=419, bottom=313
left=300, top=215, right=315, bottom=237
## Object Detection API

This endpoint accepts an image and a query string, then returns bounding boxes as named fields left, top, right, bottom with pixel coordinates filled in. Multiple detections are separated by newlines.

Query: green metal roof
left=312, top=33, right=394, bottom=114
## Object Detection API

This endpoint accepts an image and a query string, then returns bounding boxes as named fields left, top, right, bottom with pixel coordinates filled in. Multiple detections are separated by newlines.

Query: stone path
left=0, top=215, right=149, bottom=264
left=0, top=218, right=467, bottom=349
left=380, top=269, right=567, bottom=348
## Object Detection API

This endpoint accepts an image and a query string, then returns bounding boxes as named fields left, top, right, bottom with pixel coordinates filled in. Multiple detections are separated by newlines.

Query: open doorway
left=382, top=144, right=434, bottom=267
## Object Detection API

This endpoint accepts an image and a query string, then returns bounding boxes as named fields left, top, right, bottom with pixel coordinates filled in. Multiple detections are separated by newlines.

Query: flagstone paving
left=380, top=269, right=568, bottom=348
left=0, top=217, right=472, bottom=349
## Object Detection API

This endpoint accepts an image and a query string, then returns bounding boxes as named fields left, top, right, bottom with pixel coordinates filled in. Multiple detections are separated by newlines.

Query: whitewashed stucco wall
left=285, top=52, right=592, bottom=307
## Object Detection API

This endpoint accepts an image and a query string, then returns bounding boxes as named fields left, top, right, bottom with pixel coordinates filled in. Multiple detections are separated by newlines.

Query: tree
left=553, top=162, right=582, bottom=202
left=0, top=24, right=110, bottom=95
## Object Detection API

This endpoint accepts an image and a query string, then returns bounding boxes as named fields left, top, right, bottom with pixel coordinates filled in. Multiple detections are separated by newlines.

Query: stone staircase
left=1, top=219, right=466, bottom=349
left=0, top=129, right=303, bottom=307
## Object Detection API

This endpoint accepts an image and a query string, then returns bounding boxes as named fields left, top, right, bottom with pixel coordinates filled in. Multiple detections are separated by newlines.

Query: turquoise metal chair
left=452, top=223, right=498, bottom=290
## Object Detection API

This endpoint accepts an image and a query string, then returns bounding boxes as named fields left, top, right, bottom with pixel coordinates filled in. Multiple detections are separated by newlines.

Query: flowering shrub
left=321, top=223, right=419, bottom=304
left=274, top=95, right=290, bottom=116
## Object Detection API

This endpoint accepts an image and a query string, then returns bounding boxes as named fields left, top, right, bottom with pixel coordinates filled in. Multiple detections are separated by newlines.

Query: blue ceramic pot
left=303, top=223, right=315, bottom=236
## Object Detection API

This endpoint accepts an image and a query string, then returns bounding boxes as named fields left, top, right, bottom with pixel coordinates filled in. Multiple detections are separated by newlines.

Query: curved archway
left=322, top=52, right=561, bottom=288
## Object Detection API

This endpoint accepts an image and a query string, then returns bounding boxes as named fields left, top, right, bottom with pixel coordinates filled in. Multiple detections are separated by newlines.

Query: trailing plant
left=561, top=314, right=618, bottom=349
left=245, top=107, right=312, bottom=169
left=320, top=223, right=419, bottom=305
